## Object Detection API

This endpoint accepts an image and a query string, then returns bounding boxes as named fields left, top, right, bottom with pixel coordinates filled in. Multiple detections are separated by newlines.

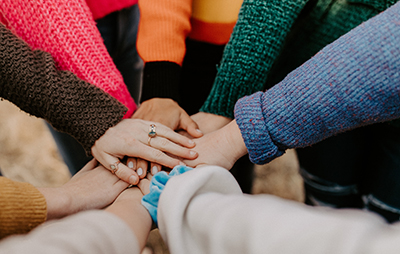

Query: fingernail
left=129, top=175, right=138, bottom=185
left=128, top=161, right=134, bottom=169
left=190, top=150, right=197, bottom=156
left=152, top=166, right=158, bottom=175
left=137, top=167, right=143, bottom=176
left=188, top=139, right=195, bottom=145
left=196, top=129, right=202, bottom=134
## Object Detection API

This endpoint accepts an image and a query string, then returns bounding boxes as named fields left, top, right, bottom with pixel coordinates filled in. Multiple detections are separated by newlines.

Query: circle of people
left=1, top=0, right=400, bottom=253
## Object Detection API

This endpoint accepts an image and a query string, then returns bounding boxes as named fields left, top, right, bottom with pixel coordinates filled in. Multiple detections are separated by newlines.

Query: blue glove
left=141, top=165, right=193, bottom=226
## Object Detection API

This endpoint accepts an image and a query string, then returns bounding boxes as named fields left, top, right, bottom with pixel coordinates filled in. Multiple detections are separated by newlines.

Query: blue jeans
left=48, top=5, right=142, bottom=175
left=298, top=122, right=400, bottom=223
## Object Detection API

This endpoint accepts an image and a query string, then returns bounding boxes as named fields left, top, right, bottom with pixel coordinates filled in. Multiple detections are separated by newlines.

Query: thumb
left=179, top=113, right=203, bottom=138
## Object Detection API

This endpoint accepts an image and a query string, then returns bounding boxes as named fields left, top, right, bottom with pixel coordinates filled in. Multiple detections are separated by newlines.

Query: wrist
left=223, top=120, right=248, bottom=162
left=38, top=187, right=72, bottom=220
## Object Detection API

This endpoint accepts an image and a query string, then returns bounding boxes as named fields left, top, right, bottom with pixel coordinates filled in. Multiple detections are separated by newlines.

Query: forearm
left=0, top=0, right=136, bottom=116
left=37, top=188, right=71, bottom=221
left=105, top=188, right=152, bottom=249
left=235, top=2, right=400, bottom=164
left=201, top=0, right=308, bottom=118
left=158, top=166, right=394, bottom=254
left=0, top=23, right=126, bottom=153
left=0, top=211, right=141, bottom=254
left=137, top=0, right=192, bottom=103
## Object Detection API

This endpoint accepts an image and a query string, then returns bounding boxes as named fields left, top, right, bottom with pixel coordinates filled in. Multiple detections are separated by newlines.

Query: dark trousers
left=299, top=123, right=400, bottom=223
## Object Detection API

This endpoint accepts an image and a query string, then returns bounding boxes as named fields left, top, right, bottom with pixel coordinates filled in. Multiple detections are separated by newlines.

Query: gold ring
left=148, top=136, right=152, bottom=146
left=110, top=161, right=120, bottom=174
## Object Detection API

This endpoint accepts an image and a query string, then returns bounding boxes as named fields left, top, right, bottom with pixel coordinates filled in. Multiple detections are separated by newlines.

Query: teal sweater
left=201, top=0, right=398, bottom=118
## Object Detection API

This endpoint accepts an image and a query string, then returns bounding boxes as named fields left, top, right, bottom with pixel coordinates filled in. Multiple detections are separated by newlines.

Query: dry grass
left=0, top=99, right=304, bottom=253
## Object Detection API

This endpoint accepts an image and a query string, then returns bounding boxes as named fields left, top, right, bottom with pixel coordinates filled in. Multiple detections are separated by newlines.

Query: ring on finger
left=110, top=161, right=120, bottom=174
left=148, top=124, right=157, bottom=146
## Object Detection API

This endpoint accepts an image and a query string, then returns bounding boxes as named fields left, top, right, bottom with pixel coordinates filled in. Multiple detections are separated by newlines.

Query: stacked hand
left=91, top=118, right=198, bottom=185
left=91, top=97, right=246, bottom=188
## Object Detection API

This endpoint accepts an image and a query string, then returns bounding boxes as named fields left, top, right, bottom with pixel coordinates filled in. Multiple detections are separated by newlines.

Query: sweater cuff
left=234, top=92, right=285, bottom=164
left=0, top=178, right=47, bottom=239
left=140, top=62, right=182, bottom=104
left=141, top=165, right=193, bottom=226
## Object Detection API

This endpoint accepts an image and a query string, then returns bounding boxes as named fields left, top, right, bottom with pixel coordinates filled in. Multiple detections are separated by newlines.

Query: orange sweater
left=0, top=178, right=47, bottom=239
left=137, top=0, right=243, bottom=104
left=137, top=0, right=243, bottom=65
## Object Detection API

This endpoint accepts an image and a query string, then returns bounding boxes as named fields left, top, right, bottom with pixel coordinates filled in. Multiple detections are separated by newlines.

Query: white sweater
left=1, top=166, right=400, bottom=253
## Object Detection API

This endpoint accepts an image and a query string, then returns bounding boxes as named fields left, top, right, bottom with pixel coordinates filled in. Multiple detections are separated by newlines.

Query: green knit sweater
left=201, top=0, right=398, bottom=118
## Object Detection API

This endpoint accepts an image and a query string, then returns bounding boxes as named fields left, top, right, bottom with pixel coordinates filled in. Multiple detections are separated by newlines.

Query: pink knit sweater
left=0, top=0, right=136, bottom=117
left=86, top=0, right=138, bottom=20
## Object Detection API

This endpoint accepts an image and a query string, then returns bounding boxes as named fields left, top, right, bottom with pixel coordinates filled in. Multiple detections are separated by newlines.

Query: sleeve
left=200, top=0, right=309, bottom=118
left=158, top=166, right=400, bottom=254
left=137, top=0, right=192, bottom=103
left=0, top=211, right=140, bottom=254
left=234, top=2, right=400, bottom=164
left=0, top=177, right=47, bottom=239
left=0, top=23, right=127, bottom=154
left=0, top=0, right=136, bottom=117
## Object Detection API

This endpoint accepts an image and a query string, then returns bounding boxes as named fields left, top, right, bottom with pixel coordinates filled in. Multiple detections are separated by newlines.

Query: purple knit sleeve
left=235, top=2, right=400, bottom=165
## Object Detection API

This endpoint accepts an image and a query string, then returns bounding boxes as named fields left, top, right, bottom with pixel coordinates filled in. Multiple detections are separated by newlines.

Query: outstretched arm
left=1, top=0, right=136, bottom=116
left=187, top=2, right=400, bottom=168
left=235, top=2, right=400, bottom=164
left=157, top=166, right=393, bottom=254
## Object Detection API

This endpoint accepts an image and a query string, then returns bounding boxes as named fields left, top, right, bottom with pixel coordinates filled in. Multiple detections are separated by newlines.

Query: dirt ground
left=0, top=99, right=304, bottom=253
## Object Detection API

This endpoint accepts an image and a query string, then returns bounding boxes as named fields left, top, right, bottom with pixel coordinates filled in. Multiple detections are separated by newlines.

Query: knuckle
left=115, top=168, right=129, bottom=182
left=159, top=138, right=169, bottom=149
left=151, top=149, right=164, bottom=162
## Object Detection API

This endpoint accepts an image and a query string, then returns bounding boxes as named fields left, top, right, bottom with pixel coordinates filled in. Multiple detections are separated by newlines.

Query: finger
left=148, top=136, right=198, bottom=160
left=146, top=171, right=153, bottom=181
left=149, top=162, right=161, bottom=176
left=179, top=113, right=203, bottom=138
left=129, top=144, right=185, bottom=169
left=127, top=157, right=146, bottom=179
left=136, top=158, right=148, bottom=179
left=155, top=124, right=196, bottom=148
left=126, top=157, right=137, bottom=171
left=100, top=153, right=139, bottom=185
left=137, top=178, right=151, bottom=195
left=80, top=158, right=98, bottom=172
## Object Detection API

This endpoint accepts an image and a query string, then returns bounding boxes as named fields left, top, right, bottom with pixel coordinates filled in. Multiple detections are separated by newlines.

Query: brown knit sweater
left=0, top=23, right=127, bottom=154
left=0, top=23, right=128, bottom=238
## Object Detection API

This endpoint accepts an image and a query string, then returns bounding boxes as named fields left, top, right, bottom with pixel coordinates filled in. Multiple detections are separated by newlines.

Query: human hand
left=39, top=159, right=129, bottom=220
left=91, top=119, right=198, bottom=185
left=133, top=98, right=203, bottom=138
left=183, top=120, right=248, bottom=169
left=191, top=112, right=232, bottom=134
left=131, top=99, right=203, bottom=176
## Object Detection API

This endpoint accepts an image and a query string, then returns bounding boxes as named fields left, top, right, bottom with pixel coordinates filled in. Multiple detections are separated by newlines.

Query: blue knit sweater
left=234, top=2, right=400, bottom=165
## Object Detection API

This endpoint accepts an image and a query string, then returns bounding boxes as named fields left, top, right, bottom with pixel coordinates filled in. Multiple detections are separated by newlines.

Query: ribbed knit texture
left=202, top=0, right=398, bottom=118
left=0, top=178, right=47, bottom=239
left=137, top=0, right=192, bottom=65
left=137, top=0, right=242, bottom=103
left=85, top=0, right=137, bottom=20
left=0, top=24, right=127, bottom=154
left=140, top=62, right=182, bottom=103
left=235, top=2, right=400, bottom=164
left=0, top=0, right=136, bottom=117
